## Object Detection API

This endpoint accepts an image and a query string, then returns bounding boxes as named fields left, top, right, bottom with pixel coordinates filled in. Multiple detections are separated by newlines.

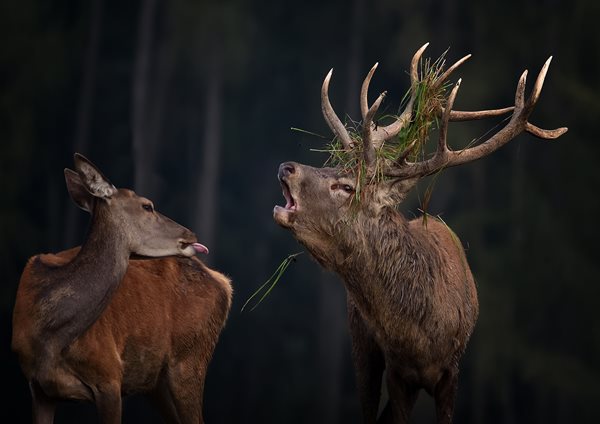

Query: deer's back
left=13, top=247, right=232, bottom=398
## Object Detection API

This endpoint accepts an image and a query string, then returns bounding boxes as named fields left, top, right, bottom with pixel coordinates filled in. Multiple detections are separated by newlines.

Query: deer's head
left=65, top=153, right=207, bottom=258
left=274, top=44, right=567, bottom=265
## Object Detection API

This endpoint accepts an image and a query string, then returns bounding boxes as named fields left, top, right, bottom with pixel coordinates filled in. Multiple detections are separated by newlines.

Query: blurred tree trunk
left=144, top=26, right=175, bottom=202
left=469, top=8, right=489, bottom=422
left=469, top=161, right=486, bottom=423
left=497, top=143, right=523, bottom=424
left=345, top=0, right=365, bottom=120
left=192, top=51, right=223, bottom=262
left=46, top=171, right=61, bottom=250
left=64, top=0, right=104, bottom=247
left=132, top=0, right=159, bottom=198
left=316, top=0, right=365, bottom=422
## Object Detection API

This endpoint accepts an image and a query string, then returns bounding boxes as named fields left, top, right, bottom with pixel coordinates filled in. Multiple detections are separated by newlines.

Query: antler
left=320, top=44, right=567, bottom=179
left=360, top=44, right=429, bottom=170
left=361, top=44, right=514, bottom=152
left=321, top=69, right=355, bottom=151
left=385, top=56, right=568, bottom=179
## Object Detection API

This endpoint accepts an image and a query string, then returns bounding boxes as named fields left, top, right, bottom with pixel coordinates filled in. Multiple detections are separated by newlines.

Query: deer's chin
left=178, top=245, right=198, bottom=257
left=273, top=205, right=295, bottom=228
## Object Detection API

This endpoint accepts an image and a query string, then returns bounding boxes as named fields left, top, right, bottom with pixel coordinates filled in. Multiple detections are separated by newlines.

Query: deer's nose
left=279, top=162, right=296, bottom=179
left=179, top=228, right=197, bottom=244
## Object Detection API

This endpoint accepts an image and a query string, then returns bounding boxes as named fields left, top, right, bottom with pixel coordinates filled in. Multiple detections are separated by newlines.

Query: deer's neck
left=334, top=209, right=439, bottom=326
left=34, top=209, right=130, bottom=351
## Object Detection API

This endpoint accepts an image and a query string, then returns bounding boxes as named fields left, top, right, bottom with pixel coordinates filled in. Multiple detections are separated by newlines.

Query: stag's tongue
left=192, top=243, right=209, bottom=255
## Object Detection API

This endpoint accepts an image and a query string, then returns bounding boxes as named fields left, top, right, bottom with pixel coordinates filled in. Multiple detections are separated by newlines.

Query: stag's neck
left=34, top=209, right=130, bottom=351
left=333, top=209, right=440, bottom=326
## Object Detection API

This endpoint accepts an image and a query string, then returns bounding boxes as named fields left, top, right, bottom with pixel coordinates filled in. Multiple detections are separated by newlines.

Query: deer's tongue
left=192, top=243, right=209, bottom=255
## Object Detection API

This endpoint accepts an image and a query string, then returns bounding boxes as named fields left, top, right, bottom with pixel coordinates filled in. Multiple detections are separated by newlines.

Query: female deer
left=13, top=154, right=232, bottom=424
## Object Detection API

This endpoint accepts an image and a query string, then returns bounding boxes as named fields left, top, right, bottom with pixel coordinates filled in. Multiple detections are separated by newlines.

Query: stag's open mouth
left=280, top=180, right=297, bottom=211
left=273, top=180, right=297, bottom=227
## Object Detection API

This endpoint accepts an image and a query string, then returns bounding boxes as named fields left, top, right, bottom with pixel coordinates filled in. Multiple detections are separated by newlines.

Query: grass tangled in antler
left=321, top=51, right=453, bottom=200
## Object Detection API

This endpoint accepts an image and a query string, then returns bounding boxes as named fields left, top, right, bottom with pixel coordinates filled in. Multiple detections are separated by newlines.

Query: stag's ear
left=386, top=177, right=419, bottom=204
left=73, top=153, right=117, bottom=199
left=64, top=168, right=94, bottom=212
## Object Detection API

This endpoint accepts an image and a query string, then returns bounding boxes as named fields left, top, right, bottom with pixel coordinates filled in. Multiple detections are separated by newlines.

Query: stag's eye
left=142, top=203, right=154, bottom=212
left=331, top=183, right=354, bottom=193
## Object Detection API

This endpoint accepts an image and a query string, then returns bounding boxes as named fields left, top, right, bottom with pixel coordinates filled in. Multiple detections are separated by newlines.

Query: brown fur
left=274, top=162, right=478, bottom=424
left=12, top=155, right=232, bottom=424
left=13, top=247, right=232, bottom=423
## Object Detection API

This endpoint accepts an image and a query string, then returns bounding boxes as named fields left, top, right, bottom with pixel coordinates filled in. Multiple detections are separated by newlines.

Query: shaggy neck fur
left=305, top=207, right=444, bottom=332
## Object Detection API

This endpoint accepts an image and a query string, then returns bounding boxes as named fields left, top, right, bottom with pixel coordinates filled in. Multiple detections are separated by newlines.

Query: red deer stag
left=12, top=154, right=232, bottom=424
left=273, top=44, right=567, bottom=423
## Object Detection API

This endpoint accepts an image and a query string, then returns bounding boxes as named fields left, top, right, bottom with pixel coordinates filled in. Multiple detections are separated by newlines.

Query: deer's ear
left=387, top=177, right=419, bottom=203
left=73, top=153, right=116, bottom=199
left=64, top=168, right=94, bottom=212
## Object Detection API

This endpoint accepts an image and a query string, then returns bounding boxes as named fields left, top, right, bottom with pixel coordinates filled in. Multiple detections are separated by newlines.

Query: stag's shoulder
left=408, top=216, right=464, bottom=250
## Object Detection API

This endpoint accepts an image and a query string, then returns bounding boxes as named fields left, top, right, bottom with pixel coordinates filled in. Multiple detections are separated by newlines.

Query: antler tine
left=433, top=53, right=471, bottom=90
left=438, top=79, right=461, bottom=154
left=359, top=62, right=388, bottom=168
left=362, top=90, right=387, bottom=168
left=523, top=56, right=568, bottom=139
left=525, top=122, right=568, bottom=139
left=439, top=54, right=515, bottom=122
left=515, top=69, right=528, bottom=110
left=361, top=63, right=379, bottom=120
left=448, top=107, right=514, bottom=121
left=370, top=43, right=429, bottom=146
left=384, top=57, right=567, bottom=179
left=396, top=139, right=419, bottom=164
left=410, top=42, right=429, bottom=83
left=321, top=69, right=355, bottom=151
left=525, top=56, right=551, bottom=112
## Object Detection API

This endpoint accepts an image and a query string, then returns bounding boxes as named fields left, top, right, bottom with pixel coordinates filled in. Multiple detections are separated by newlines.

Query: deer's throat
left=330, top=213, right=433, bottom=322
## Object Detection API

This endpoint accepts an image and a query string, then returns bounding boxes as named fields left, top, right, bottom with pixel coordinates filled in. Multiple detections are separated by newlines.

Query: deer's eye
left=331, top=183, right=354, bottom=193
left=142, top=204, right=154, bottom=212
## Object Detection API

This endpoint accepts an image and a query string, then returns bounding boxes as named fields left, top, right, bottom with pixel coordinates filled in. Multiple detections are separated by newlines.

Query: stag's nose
left=278, top=162, right=296, bottom=179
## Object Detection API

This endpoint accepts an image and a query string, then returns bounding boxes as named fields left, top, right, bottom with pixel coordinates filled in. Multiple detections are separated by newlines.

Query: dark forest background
left=2, top=0, right=599, bottom=423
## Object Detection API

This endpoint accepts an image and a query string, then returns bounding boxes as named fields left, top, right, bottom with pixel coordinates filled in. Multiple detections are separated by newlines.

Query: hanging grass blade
left=291, top=127, right=328, bottom=139
left=241, top=252, right=303, bottom=312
